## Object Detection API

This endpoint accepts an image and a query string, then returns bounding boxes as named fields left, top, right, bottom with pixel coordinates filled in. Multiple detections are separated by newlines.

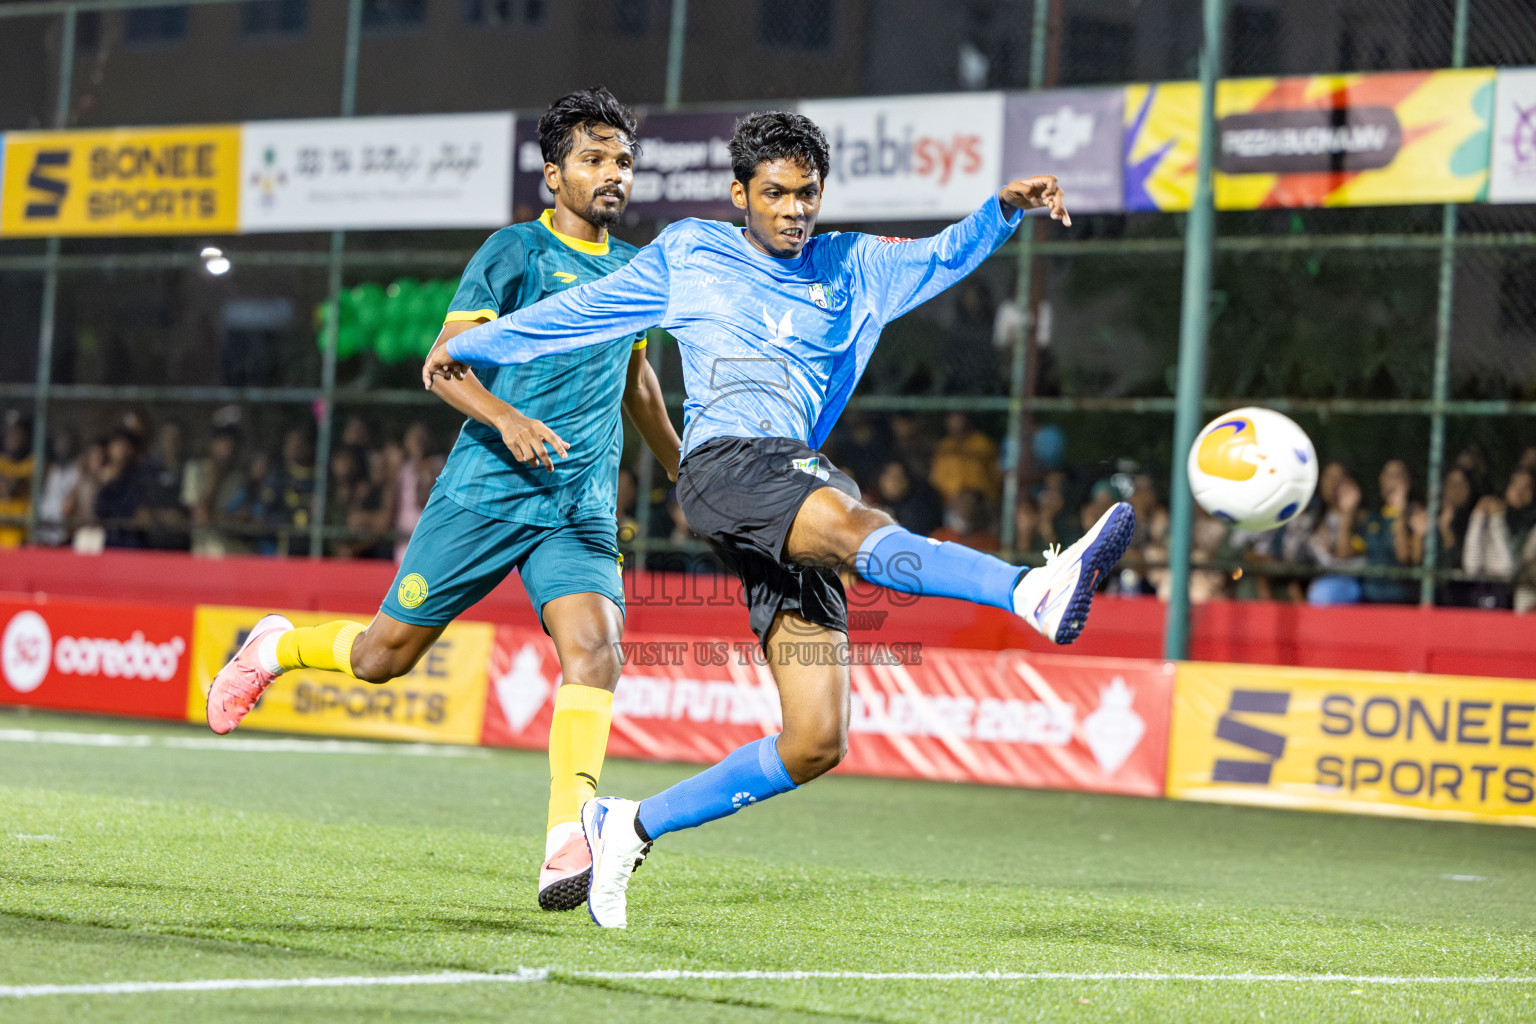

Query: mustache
left=593, top=185, right=625, bottom=199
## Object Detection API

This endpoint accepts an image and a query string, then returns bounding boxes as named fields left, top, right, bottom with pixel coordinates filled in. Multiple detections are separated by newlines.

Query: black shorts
left=677, top=436, right=860, bottom=648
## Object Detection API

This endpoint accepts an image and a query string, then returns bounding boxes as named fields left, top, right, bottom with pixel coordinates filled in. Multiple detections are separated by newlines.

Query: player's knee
left=778, top=732, right=846, bottom=784
left=349, top=633, right=420, bottom=684
left=559, top=635, right=622, bottom=690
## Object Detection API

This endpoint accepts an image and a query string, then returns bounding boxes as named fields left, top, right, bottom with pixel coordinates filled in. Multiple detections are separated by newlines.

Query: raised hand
left=999, top=175, right=1071, bottom=226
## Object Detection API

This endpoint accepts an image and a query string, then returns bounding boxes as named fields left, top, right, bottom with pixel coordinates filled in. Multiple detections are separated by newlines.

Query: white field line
left=0, top=728, right=486, bottom=758
left=4, top=969, right=1536, bottom=998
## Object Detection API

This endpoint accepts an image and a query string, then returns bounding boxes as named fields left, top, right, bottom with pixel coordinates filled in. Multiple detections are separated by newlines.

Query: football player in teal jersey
left=206, top=88, right=683, bottom=913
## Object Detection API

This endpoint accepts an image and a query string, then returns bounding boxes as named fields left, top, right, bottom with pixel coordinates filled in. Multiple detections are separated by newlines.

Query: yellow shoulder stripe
left=444, top=309, right=497, bottom=324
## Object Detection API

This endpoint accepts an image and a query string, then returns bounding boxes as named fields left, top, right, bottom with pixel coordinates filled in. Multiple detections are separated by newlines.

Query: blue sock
left=857, top=524, right=1022, bottom=611
left=636, top=735, right=797, bottom=840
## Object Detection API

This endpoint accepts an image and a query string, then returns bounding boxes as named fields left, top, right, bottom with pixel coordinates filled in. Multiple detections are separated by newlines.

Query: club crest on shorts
left=397, top=573, right=429, bottom=609
left=808, top=283, right=832, bottom=309
left=792, top=456, right=830, bottom=481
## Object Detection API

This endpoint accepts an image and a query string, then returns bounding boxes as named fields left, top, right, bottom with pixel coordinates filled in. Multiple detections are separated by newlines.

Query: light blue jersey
left=448, top=194, right=1023, bottom=457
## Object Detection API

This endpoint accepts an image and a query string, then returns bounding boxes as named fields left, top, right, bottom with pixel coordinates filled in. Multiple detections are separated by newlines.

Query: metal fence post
left=1163, top=0, right=1226, bottom=661
left=665, top=0, right=688, bottom=110
left=1419, top=0, right=1470, bottom=604
left=25, top=4, right=76, bottom=543
left=309, top=0, right=364, bottom=557
left=999, top=0, right=1054, bottom=557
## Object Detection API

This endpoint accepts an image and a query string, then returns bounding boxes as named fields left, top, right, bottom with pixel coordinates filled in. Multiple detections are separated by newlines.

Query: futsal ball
left=1187, top=407, right=1318, bottom=531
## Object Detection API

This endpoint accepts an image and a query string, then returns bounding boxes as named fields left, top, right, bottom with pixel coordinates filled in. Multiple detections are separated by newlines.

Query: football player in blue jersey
left=206, top=88, right=683, bottom=913
left=424, top=110, right=1134, bottom=928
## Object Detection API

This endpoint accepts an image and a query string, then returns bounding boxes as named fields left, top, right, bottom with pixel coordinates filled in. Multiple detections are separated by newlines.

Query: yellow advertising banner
left=188, top=606, right=492, bottom=745
left=1124, top=69, right=1495, bottom=212
left=1169, top=662, right=1536, bottom=827
left=1, top=125, right=241, bottom=236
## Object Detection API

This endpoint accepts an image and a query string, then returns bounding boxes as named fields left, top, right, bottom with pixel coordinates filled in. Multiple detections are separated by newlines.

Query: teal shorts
left=383, top=489, right=625, bottom=628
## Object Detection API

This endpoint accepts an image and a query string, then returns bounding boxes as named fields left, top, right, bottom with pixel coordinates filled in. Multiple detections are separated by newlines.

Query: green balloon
left=352, top=282, right=386, bottom=331
left=336, top=324, right=362, bottom=360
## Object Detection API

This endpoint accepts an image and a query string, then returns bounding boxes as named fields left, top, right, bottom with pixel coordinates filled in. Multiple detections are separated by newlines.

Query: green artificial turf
left=1, top=706, right=1533, bottom=1023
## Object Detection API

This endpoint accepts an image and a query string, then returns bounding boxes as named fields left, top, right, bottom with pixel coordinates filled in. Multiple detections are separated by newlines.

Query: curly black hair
left=729, top=110, right=830, bottom=186
left=537, top=86, right=639, bottom=167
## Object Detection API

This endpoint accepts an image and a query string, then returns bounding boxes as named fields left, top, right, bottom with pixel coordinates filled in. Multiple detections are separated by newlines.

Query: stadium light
left=201, top=246, right=231, bottom=276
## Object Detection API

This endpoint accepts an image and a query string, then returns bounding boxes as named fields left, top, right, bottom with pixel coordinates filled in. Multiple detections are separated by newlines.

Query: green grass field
left=2, top=706, right=1533, bottom=1023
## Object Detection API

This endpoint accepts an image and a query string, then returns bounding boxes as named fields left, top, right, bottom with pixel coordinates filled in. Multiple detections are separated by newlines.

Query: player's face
left=731, top=159, right=822, bottom=258
left=546, top=123, right=635, bottom=229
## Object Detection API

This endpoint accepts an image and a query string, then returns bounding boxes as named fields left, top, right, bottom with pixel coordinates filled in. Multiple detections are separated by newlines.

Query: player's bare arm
left=998, top=174, right=1071, bottom=226
left=622, top=346, right=682, bottom=482
left=425, top=319, right=570, bottom=472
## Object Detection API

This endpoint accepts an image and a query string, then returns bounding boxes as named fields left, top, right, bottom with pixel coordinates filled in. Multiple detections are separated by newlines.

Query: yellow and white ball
left=1187, top=407, right=1318, bottom=531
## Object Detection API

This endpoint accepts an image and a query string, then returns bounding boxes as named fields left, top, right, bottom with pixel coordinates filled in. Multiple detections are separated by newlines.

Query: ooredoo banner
left=0, top=597, right=193, bottom=719
left=513, top=108, right=748, bottom=224
left=1003, top=89, right=1124, bottom=214
left=1490, top=68, right=1536, bottom=203
left=1168, top=662, right=1536, bottom=826
left=482, top=625, right=1174, bottom=795
left=187, top=606, right=493, bottom=744
left=240, top=113, right=513, bottom=231
left=1124, top=69, right=1495, bottom=211
left=798, top=93, right=1007, bottom=222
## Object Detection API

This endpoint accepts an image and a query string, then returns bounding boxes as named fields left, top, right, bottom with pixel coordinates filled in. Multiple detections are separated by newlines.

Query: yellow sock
left=547, top=684, right=614, bottom=832
left=275, top=621, right=364, bottom=677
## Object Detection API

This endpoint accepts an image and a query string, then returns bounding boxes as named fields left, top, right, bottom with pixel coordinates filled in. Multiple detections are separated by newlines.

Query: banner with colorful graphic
left=799, top=93, right=1007, bottom=223
left=0, top=124, right=242, bottom=236
left=514, top=108, right=749, bottom=224
left=241, top=113, right=513, bottom=232
left=482, top=625, right=1174, bottom=795
left=1124, top=69, right=1495, bottom=211
left=0, top=597, right=193, bottom=719
left=1003, top=89, right=1124, bottom=214
left=1168, top=662, right=1536, bottom=826
left=1490, top=67, right=1536, bottom=203
left=187, top=606, right=493, bottom=744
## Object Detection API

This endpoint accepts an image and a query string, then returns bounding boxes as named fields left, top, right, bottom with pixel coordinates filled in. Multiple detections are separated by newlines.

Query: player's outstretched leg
left=206, top=613, right=441, bottom=734
left=583, top=614, right=844, bottom=928
left=788, top=487, right=1135, bottom=646
left=537, top=593, right=623, bottom=912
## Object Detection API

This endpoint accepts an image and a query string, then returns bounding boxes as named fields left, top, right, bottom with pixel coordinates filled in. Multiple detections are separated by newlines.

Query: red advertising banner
left=0, top=596, right=194, bottom=719
left=481, top=626, right=1174, bottom=796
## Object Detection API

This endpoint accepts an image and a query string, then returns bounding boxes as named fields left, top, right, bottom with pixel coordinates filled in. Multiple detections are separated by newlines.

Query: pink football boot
left=206, top=613, right=292, bottom=735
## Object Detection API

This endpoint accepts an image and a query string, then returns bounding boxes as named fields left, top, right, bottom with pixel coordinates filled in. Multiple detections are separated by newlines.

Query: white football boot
left=1012, top=502, right=1135, bottom=644
left=580, top=796, right=651, bottom=929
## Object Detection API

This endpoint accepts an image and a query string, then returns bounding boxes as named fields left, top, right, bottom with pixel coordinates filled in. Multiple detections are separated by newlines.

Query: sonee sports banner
left=1167, top=662, right=1536, bottom=827
left=187, top=606, right=493, bottom=745
left=481, top=625, right=1174, bottom=796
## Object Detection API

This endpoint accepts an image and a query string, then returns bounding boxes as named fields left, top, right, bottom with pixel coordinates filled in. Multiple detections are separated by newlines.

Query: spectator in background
left=141, top=420, right=190, bottom=550
left=95, top=429, right=145, bottom=548
left=929, top=488, right=999, bottom=552
left=341, top=414, right=373, bottom=453
left=0, top=413, right=34, bottom=548
left=1012, top=493, right=1051, bottom=555
left=930, top=411, right=1000, bottom=502
left=276, top=425, right=317, bottom=544
left=1462, top=468, right=1536, bottom=609
left=1520, top=445, right=1536, bottom=475
left=1454, top=443, right=1491, bottom=500
left=36, top=431, right=81, bottom=547
left=324, top=445, right=372, bottom=558
left=64, top=438, right=107, bottom=538
left=224, top=450, right=279, bottom=554
left=886, top=412, right=933, bottom=481
left=187, top=426, right=245, bottom=556
left=1408, top=466, right=1473, bottom=606
left=1360, top=459, right=1417, bottom=604
left=1078, top=479, right=1119, bottom=545
left=829, top=412, right=890, bottom=493
left=394, top=421, right=440, bottom=561
left=1307, top=464, right=1366, bottom=604
left=1144, top=506, right=1230, bottom=604
left=876, top=459, right=943, bottom=536
left=1034, top=471, right=1072, bottom=547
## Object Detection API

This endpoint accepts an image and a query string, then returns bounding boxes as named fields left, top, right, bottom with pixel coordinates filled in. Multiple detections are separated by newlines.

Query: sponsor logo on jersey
left=791, top=457, right=830, bottom=481
left=808, top=283, right=832, bottom=309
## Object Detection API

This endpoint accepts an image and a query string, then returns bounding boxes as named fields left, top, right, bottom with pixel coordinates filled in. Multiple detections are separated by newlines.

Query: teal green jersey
left=436, top=210, right=645, bottom=527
